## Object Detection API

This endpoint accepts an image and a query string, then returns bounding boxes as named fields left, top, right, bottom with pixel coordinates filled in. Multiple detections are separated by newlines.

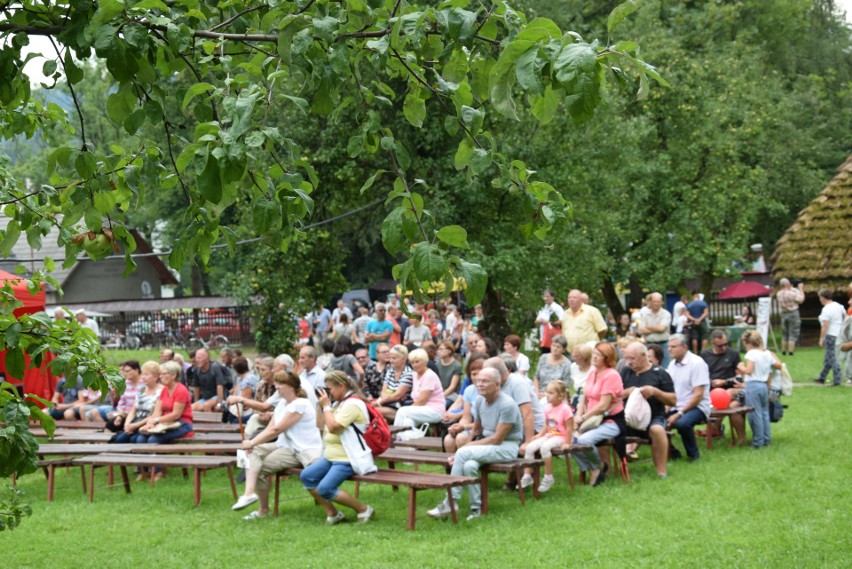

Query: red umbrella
left=717, top=281, right=772, bottom=300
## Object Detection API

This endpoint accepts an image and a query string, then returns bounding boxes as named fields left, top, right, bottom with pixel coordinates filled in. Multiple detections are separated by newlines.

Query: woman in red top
left=571, top=342, right=624, bottom=487
left=140, top=360, right=194, bottom=446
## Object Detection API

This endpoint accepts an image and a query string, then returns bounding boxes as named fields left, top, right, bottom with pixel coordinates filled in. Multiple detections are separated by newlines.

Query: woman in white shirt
left=231, top=371, right=323, bottom=519
left=736, top=330, right=780, bottom=449
left=502, top=334, right=530, bottom=376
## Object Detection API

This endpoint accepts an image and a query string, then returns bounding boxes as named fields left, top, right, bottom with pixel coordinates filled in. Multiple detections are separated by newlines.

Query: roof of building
left=770, top=154, right=852, bottom=293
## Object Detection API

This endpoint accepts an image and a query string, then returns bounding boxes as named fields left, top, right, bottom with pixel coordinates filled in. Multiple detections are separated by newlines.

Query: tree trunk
left=628, top=274, right=645, bottom=309
left=480, top=284, right=512, bottom=343
left=601, top=276, right=626, bottom=319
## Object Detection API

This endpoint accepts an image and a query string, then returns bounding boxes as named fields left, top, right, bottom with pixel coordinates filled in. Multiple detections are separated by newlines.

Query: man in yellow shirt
left=561, top=289, right=608, bottom=351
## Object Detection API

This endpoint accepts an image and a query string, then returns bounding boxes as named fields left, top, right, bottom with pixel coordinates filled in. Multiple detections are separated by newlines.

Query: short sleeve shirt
left=584, top=368, right=624, bottom=416
left=562, top=305, right=608, bottom=350
left=160, top=382, right=193, bottom=424
left=700, top=348, right=741, bottom=381
left=475, top=392, right=523, bottom=441
left=323, top=398, right=367, bottom=462
left=620, top=365, right=674, bottom=419
left=543, top=402, right=574, bottom=438
left=411, top=369, right=446, bottom=415
left=366, top=319, right=394, bottom=359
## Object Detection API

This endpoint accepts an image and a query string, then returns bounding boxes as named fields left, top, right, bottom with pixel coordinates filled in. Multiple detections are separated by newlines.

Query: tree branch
left=208, top=5, right=265, bottom=32
left=47, top=37, right=86, bottom=151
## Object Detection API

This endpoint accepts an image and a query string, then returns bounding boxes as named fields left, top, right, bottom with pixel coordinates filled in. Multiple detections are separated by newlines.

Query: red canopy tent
left=717, top=281, right=772, bottom=300
left=0, top=270, right=55, bottom=402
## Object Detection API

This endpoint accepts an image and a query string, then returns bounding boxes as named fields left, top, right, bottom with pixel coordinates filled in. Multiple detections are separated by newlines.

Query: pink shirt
left=412, top=369, right=446, bottom=415
left=584, top=367, right=624, bottom=417
left=543, top=402, right=573, bottom=438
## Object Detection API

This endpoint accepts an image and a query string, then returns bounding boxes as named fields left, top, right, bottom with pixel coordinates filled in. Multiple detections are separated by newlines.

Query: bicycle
left=186, top=330, right=229, bottom=351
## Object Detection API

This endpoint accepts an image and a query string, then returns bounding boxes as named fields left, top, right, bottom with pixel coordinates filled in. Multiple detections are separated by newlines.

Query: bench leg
left=274, top=474, right=280, bottom=517
left=227, top=466, right=238, bottom=500
left=47, top=464, right=56, bottom=502
left=516, top=467, right=527, bottom=506
left=354, top=481, right=360, bottom=499
left=407, top=487, right=417, bottom=531
left=480, top=471, right=489, bottom=515
left=81, top=466, right=87, bottom=494
left=108, top=465, right=114, bottom=487
left=447, top=488, right=459, bottom=525
left=531, top=464, right=540, bottom=501
left=88, top=466, right=96, bottom=503
left=193, top=468, right=202, bottom=507
left=564, top=455, right=575, bottom=491
left=120, top=466, right=131, bottom=494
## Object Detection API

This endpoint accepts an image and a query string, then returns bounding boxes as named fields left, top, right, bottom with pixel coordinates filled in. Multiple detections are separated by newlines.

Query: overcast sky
left=17, top=1, right=852, bottom=86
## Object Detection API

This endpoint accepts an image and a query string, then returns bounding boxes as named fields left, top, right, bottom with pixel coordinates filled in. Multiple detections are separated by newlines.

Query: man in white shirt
left=638, top=292, right=672, bottom=367
left=298, top=346, right=327, bottom=390
left=816, top=289, right=846, bottom=385
left=75, top=309, right=100, bottom=337
left=534, top=288, right=564, bottom=354
left=331, top=299, right=353, bottom=327
left=666, top=334, right=711, bottom=461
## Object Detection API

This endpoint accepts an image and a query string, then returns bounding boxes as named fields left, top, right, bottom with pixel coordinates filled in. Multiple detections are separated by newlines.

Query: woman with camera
left=231, top=370, right=323, bottom=519
left=300, top=371, right=375, bottom=525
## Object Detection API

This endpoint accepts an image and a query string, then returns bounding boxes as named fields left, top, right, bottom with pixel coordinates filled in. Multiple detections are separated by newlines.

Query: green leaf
left=64, top=51, right=83, bottom=85
left=123, top=108, right=147, bottom=135
left=436, top=225, right=469, bottom=249
left=515, top=46, right=546, bottom=95
left=197, top=154, right=223, bottom=204
left=403, top=92, right=427, bottom=128
left=5, top=347, right=25, bottom=380
left=381, top=207, right=408, bottom=255
left=75, top=152, right=97, bottom=179
left=531, top=85, right=561, bottom=125
left=489, top=72, right=519, bottom=121
left=42, top=60, right=57, bottom=77
left=454, top=138, right=473, bottom=170
left=0, top=220, right=21, bottom=257
left=5, top=322, right=21, bottom=347
left=182, top=82, right=215, bottom=111
left=469, top=148, right=491, bottom=175
left=411, top=242, right=447, bottom=282
left=359, top=170, right=385, bottom=194
left=347, top=134, right=365, bottom=158
left=608, top=0, right=643, bottom=35
left=457, top=260, right=487, bottom=306
left=253, top=199, right=281, bottom=234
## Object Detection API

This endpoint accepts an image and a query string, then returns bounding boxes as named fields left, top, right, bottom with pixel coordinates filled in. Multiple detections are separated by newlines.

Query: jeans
left=745, top=381, right=771, bottom=447
left=300, top=458, right=354, bottom=501
left=818, top=335, right=842, bottom=384
left=134, top=421, right=193, bottom=444
left=573, top=421, right=621, bottom=472
left=672, top=408, right=707, bottom=460
left=450, top=441, right=519, bottom=510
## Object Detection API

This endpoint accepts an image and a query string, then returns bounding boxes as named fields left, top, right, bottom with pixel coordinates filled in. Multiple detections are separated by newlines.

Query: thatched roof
left=770, top=154, right=852, bottom=293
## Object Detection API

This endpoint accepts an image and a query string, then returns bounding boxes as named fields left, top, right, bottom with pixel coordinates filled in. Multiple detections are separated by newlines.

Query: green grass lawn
left=6, top=348, right=850, bottom=567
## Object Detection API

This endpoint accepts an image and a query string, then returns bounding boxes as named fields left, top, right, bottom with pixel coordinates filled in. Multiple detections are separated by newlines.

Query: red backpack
left=347, top=395, right=391, bottom=456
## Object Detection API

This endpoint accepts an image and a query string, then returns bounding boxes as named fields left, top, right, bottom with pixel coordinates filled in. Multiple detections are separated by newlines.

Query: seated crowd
left=46, top=289, right=785, bottom=521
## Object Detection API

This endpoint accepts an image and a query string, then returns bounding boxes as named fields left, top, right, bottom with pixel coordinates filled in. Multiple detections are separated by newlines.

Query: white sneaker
left=466, top=509, right=481, bottom=521
left=538, top=475, right=554, bottom=493
left=427, top=500, right=452, bottom=519
left=520, top=474, right=534, bottom=488
left=326, top=511, right=345, bottom=525
left=357, top=505, right=374, bottom=523
left=232, top=494, right=259, bottom=511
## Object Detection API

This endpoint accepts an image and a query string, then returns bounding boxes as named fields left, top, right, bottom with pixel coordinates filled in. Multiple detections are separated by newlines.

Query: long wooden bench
left=72, top=453, right=238, bottom=506
left=706, top=406, right=754, bottom=449
left=39, top=431, right=243, bottom=444
left=37, top=444, right=140, bottom=501
left=377, top=448, right=544, bottom=511
left=392, top=436, right=444, bottom=451
left=272, top=467, right=478, bottom=530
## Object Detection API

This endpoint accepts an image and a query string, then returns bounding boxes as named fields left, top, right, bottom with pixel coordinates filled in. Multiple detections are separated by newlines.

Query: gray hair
left=779, top=278, right=791, bottom=287
left=408, top=348, right=429, bottom=364
left=499, top=353, right=517, bottom=373
left=478, top=367, right=501, bottom=385
left=668, top=334, right=689, bottom=348
left=374, top=302, right=386, bottom=311
left=274, top=354, right=295, bottom=371
left=484, top=356, right=509, bottom=378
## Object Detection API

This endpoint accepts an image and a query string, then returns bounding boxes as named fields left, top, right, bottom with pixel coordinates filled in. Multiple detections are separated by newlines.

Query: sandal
left=626, top=450, right=640, bottom=461
left=243, top=511, right=265, bottom=521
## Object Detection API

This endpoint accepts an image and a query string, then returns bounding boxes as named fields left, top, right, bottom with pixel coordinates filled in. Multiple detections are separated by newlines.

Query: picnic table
left=72, top=453, right=238, bottom=506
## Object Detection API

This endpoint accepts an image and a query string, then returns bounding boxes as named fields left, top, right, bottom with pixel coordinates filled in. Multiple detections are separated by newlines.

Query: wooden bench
left=272, top=467, right=478, bottom=530
left=39, top=431, right=243, bottom=444
left=37, top=443, right=140, bottom=501
left=377, top=448, right=544, bottom=511
left=72, top=453, right=238, bottom=506
left=705, top=406, right=755, bottom=449
left=392, top=436, right=444, bottom=451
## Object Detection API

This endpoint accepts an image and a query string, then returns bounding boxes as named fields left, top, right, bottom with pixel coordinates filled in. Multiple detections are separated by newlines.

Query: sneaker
left=242, top=511, right=265, bottom=521
left=538, top=475, right=554, bottom=493
left=466, top=509, right=481, bottom=521
left=813, top=378, right=826, bottom=384
left=357, top=505, right=374, bottom=523
left=326, top=511, right=345, bottom=525
left=232, top=494, right=259, bottom=511
left=519, top=474, right=534, bottom=488
left=658, top=474, right=668, bottom=480
left=427, top=500, right=452, bottom=519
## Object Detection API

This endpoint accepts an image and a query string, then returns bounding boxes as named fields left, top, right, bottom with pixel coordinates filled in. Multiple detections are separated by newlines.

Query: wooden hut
left=770, top=154, right=852, bottom=294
